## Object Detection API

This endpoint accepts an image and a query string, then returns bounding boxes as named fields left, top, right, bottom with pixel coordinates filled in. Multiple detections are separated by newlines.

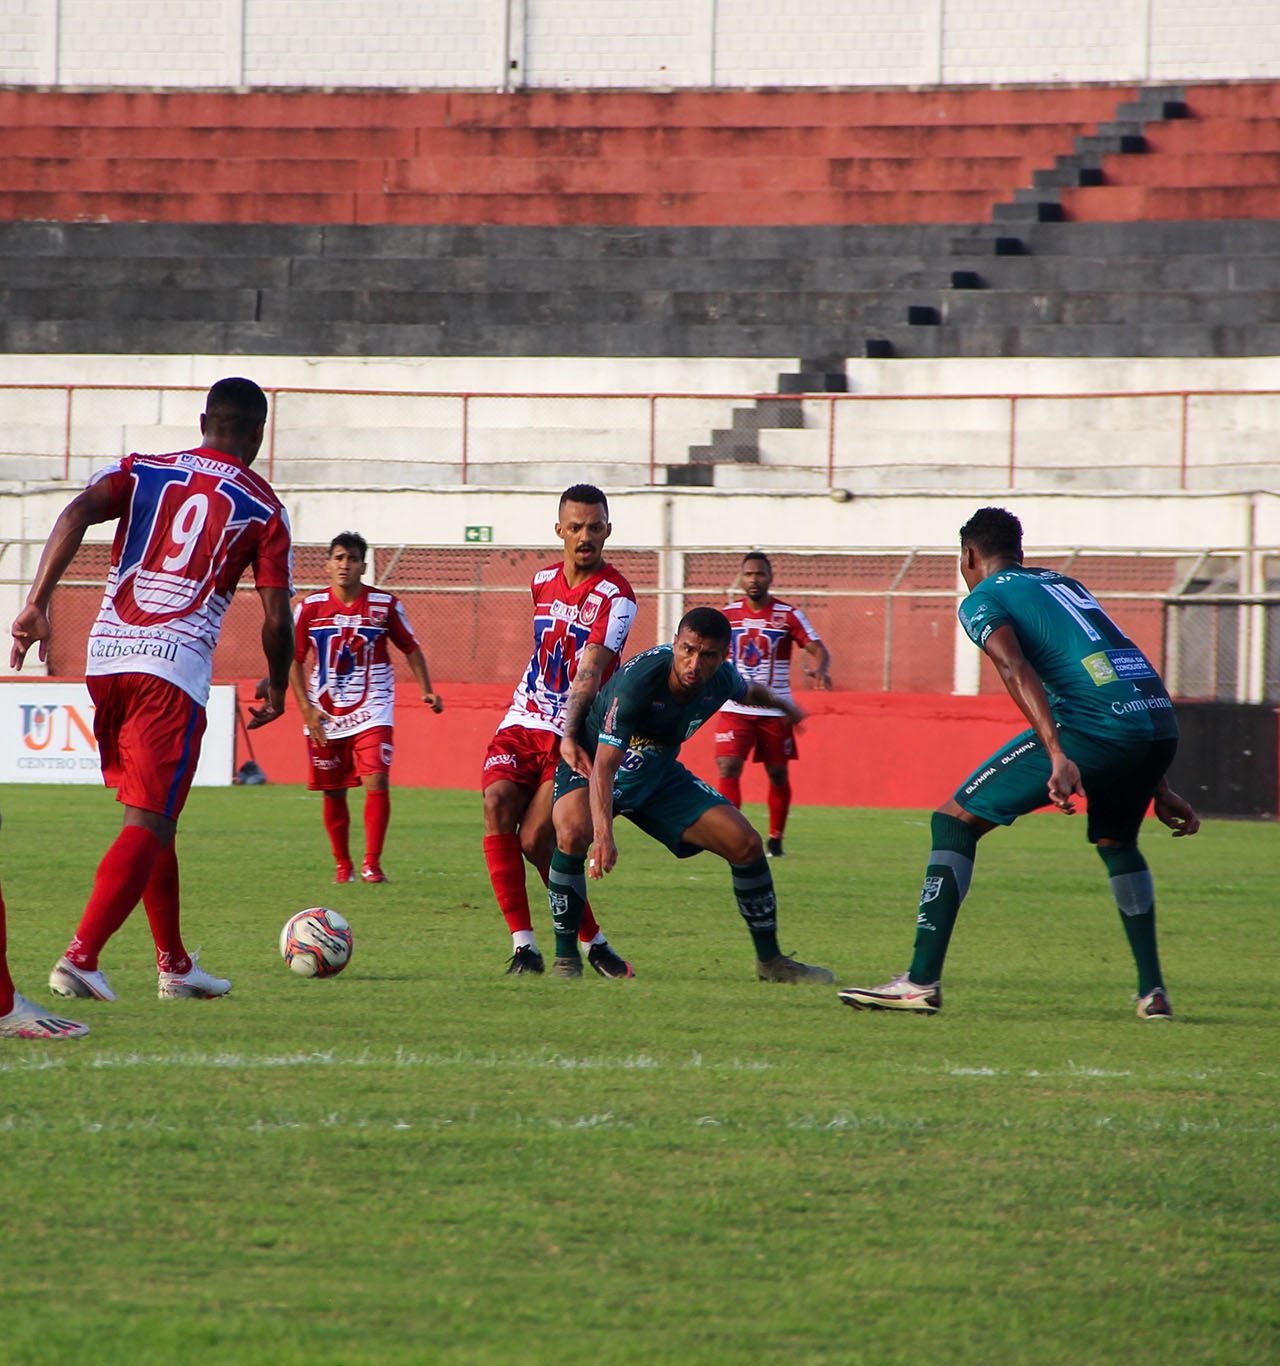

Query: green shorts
left=554, top=754, right=730, bottom=858
left=954, top=729, right=1178, bottom=844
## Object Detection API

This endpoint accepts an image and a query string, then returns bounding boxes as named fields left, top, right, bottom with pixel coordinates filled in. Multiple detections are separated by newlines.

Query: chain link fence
left=14, top=541, right=1265, bottom=699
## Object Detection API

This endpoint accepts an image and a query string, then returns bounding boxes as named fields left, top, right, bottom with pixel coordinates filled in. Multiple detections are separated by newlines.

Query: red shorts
left=481, top=724, right=560, bottom=792
left=89, top=673, right=208, bottom=820
left=712, top=713, right=797, bottom=766
left=307, top=726, right=394, bottom=791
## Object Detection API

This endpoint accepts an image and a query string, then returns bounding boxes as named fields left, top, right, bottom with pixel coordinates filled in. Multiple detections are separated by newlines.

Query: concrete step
left=0, top=219, right=968, bottom=261
left=1144, top=117, right=1280, bottom=154
left=1061, top=183, right=1280, bottom=221
left=1012, top=219, right=1280, bottom=255
left=0, top=255, right=292, bottom=290
left=940, top=289, right=1280, bottom=327
left=1095, top=150, right=1280, bottom=187
left=0, top=185, right=1007, bottom=227
left=855, top=320, right=1280, bottom=359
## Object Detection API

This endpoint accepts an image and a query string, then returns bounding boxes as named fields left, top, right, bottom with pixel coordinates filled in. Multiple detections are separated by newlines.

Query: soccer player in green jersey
left=839, top=507, right=1200, bottom=1021
left=547, top=606, right=834, bottom=984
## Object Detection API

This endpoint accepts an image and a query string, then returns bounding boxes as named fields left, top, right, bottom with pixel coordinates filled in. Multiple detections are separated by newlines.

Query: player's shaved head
left=560, top=483, right=608, bottom=516
left=678, top=606, right=732, bottom=647
left=960, top=507, right=1023, bottom=562
left=204, top=377, right=268, bottom=438
left=742, top=550, right=772, bottom=572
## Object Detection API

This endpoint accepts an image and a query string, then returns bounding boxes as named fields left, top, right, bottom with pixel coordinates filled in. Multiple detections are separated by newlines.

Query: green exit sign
left=464, top=525, right=493, bottom=543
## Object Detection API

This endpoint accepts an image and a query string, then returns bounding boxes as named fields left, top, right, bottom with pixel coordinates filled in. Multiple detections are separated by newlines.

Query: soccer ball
left=279, top=907, right=353, bottom=978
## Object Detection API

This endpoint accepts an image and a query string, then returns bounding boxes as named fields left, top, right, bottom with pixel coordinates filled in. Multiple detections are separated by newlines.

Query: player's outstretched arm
left=742, top=682, right=806, bottom=728
left=803, top=639, right=832, bottom=690
left=587, top=740, right=627, bottom=880
left=1153, top=777, right=1201, bottom=837
left=404, top=646, right=443, bottom=713
left=249, top=586, right=294, bottom=729
left=10, top=482, right=118, bottom=669
left=983, top=624, right=1083, bottom=813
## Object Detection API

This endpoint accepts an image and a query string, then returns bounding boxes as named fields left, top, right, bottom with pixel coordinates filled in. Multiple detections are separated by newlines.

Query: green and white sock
left=1098, top=843, right=1162, bottom=997
left=548, top=850, right=587, bottom=960
left=731, top=857, right=781, bottom=962
left=909, top=811, right=978, bottom=984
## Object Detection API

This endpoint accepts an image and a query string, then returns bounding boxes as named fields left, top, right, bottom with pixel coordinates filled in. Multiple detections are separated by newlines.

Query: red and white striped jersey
left=498, top=561, right=638, bottom=736
left=85, top=447, right=293, bottom=707
left=720, top=595, right=821, bottom=717
left=294, top=586, right=420, bottom=739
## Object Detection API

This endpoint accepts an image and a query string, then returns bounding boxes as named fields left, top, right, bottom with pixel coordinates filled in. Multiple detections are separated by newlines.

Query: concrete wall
left=3, top=0, right=1279, bottom=87
left=5, top=354, right=1280, bottom=494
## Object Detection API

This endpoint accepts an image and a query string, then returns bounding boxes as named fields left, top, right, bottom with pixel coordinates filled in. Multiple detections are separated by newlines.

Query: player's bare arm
left=250, top=586, right=295, bottom=729
left=560, top=642, right=617, bottom=778
left=405, top=646, right=444, bottom=714
left=803, top=639, right=832, bottom=690
left=742, top=681, right=806, bottom=728
left=587, top=739, right=627, bottom=880
left=10, top=480, right=120, bottom=668
left=983, top=623, right=1083, bottom=813
left=1153, top=776, right=1201, bottom=837
left=288, top=658, right=329, bottom=746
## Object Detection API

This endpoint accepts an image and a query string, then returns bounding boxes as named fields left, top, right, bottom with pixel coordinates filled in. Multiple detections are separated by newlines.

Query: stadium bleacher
left=4, top=71, right=1280, bottom=708
left=4, top=82, right=1280, bottom=367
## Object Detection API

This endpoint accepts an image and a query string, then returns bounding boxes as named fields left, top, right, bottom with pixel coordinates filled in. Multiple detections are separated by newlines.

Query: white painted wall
left=6, top=354, right=1280, bottom=495
left=3, top=0, right=1280, bottom=87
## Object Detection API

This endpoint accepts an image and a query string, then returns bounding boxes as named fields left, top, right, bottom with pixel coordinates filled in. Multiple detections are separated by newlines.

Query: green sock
left=908, top=811, right=979, bottom=984
left=548, top=850, right=587, bottom=960
left=731, top=858, right=781, bottom=961
left=1097, top=843, right=1162, bottom=997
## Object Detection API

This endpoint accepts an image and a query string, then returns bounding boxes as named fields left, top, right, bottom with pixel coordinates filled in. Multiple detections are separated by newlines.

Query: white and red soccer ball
left=279, top=908, right=353, bottom=978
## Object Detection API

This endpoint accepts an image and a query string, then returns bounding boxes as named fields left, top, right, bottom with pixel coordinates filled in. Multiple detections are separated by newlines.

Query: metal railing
left=5, top=382, right=1280, bottom=490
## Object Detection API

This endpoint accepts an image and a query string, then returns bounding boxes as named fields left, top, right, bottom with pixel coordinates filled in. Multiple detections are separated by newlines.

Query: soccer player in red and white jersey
left=482, top=484, right=637, bottom=977
left=10, top=377, right=295, bottom=1006
left=715, top=551, right=831, bottom=858
left=291, top=531, right=442, bottom=884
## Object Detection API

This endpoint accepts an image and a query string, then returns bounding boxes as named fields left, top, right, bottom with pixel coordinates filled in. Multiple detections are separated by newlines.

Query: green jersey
left=584, top=644, right=748, bottom=781
left=958, top=565, right=1177, bottom=742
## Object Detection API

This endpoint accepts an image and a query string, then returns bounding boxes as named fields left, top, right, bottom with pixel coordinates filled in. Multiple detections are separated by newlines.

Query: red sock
left=533, top=861, right=600, bottom=942
left=718, top=773, right=742, bottom=807
left=485, top=833, right=531, bottom=933
left=767, top=779, right=792, bottom=841
left=323, top=791, right=351, bottom=864
left=364, top=789, right=390, bottom=862
left=142, top=842, right=190, bottom=975
left=0, top=885, right=14, bottom=1016
left=67, top=825, right=164, bottom=970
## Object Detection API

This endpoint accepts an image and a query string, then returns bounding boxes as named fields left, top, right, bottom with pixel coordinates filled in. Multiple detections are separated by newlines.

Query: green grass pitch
left=1, top=783, right=1277, bottom=1364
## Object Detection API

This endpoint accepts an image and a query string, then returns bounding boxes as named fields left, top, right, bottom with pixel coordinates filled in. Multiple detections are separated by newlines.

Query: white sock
left=512, top=930, right=537, bottom=951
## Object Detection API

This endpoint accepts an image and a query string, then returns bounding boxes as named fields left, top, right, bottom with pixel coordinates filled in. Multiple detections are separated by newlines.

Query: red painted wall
left=231, top=680, right=1026, bottom=809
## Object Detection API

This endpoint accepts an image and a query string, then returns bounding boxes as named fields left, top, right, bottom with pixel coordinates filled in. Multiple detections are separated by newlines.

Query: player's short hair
left=559, top=483, right=609, bottom=516
left=328, top=531, right=368, bottom=561
left=960, top=507, right=1023, bottom=562
left=677, top=606, right=732, bottom=647
left=742, top=550, right=772, bottom=572
left=204, top=377, right=268, bottom=437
